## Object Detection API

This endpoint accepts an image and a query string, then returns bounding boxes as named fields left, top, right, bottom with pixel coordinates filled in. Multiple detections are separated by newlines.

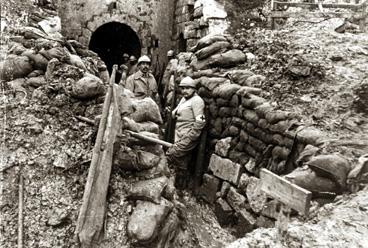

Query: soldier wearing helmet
left=125, top=55, right=160, bottom=106
left=162, top=50, right=178, bottom=106
left=166, top=76, right=206, bottom=190
left=127, top=55, right=137, bottom=76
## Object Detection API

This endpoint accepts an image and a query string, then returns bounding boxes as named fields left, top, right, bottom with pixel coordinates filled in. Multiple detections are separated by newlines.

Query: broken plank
left=260, top=168, right=312, bottom=216
left=271, top=11, right=353, bottom=19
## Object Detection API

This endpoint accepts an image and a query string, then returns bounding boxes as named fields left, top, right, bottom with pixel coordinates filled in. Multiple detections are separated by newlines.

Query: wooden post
left=18, top=173, right=24, bottom=248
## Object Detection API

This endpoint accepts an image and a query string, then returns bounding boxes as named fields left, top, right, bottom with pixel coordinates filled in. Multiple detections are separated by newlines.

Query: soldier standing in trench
left=166, top=76, right=206, bottom=190
left=124, top=55, right=161, bottom=106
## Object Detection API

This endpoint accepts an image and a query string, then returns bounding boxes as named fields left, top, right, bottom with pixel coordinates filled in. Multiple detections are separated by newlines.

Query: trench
left=89, top=21, right=141, bottom=82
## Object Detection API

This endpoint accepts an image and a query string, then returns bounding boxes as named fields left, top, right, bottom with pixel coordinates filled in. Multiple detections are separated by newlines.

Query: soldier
left=128, top=55, right=138, bottom=76
left=125, top=55, right=160, bottom=106
left=162, top=50, right=178, bottom=106
left=166, top=76, right=206, bottom=189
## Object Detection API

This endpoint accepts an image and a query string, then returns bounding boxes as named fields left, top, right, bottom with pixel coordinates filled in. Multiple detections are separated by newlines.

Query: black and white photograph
left=1, top=0, right=367, bottom=247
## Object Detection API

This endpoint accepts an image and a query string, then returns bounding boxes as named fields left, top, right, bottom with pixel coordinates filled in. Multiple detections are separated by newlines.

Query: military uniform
left=167, top=92, right=206, bottom=189
left=125, top=70, right=159, bottom=104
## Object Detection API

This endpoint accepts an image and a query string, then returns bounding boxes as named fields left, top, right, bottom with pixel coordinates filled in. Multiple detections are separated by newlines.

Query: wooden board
left=273, top=1, right=361, bottom=9
left=260, top=168, right=312, bottom=216
left=271, top=10, right=353, bottom=19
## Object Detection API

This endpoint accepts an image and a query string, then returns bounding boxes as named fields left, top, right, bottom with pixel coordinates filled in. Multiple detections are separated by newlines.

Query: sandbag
left=127, top=199, right=173, bottom=244
left=128, top=176, right=168, bottom=204
left=71, top=74, right=105, bottom=99
left=27, top=70, right=44, bottom=78
left=286, top=166, right=340, bottom=193
left=0, top=55, right=33, bottom=81
left=22, top=50, right=49, bottom=70
left=39, top=47, right=70, bottom=63
left=8, top=43, right=27, bottom=55
left=307, top=154, right=350, bottom=189
left=137, top=150, right=161, bottom=169
left=272, top=146, right=290, bottom=160
left=18, top=26, right=47, bottom=40
left=69, top=54, right=87, bottom=70
left=213, top=83, right=241, bottom=99
left=236, top=86, right=262, bottom=96
left=191, top=69, right=223, bottom=79
left=200, top=77, right=228, bottom=91
left=210, top=49, right=246, bottom=68
left=123, top=117, right=160, bottom=134
left=130, top=97, right=163, bottom=124
left=193, top=35, right=228, bottom=51
left=190, top=56, right=211, bottom=70
left=195, top=41, right=231, bottom=60
left=227, top=69, right=254, bottom=86
left=265, top=110, right=292, bottom=124
left=26, top=76, right=46, bottom=88
left=246, top=75, right=266, bottom=87
left=241, top=94, right=266, bottom=109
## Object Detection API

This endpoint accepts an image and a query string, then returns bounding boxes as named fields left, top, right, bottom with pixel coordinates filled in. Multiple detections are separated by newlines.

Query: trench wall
left=186, top=68, right=335, bottom=234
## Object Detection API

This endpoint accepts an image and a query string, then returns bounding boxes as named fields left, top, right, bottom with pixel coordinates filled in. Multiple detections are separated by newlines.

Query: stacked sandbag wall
left=183, top=34, right=354, bottom=236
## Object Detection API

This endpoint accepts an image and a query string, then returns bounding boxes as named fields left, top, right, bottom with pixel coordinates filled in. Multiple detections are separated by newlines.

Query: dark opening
left=188, top=4, right=194, bottom=21
left=89, top=22, right=141, bottom=82
left=178, top=33, right=187, bottom=52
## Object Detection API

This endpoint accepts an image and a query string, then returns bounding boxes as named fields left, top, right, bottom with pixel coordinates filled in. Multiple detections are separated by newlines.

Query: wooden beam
left=271, top=11, right=353, bottom=19
left=274, top=1, right=361, bottom=9
left=260, top=169, right=312, bottom=216
left=126, top=130, right=173, bottom=148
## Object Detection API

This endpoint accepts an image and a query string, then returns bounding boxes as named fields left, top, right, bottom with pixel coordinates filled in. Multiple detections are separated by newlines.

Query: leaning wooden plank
left=75, top=66, right=117, bottom=246
left=78, top=102, right=120, bottom=247
left=273, top=1, right=361, bottom=9
left=260, top=168, right=312, bottom=216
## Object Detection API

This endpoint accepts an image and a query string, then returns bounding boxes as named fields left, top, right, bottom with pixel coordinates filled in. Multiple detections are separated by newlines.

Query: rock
left=71, top=74, right=105, bottom=100
left=238, top=173, right=251, bottom=194
left=128, top=176, right=168, bottom=204
left=208, top=154, right=242, bottom=185
left=245, top=75, right=265, bottom=87
left=46, top=208, right=69, bottom=227
left=199, top=174, right=221, bottom=203
left=307, top=154, right=351, bottom=189
left=354, top=79, right=368, bottom=113
left=127, top=199, right=172, bottom=244
left=26, top=76, right=46, bottom=88
left=226, top=187, right=247, bottom=212
left=244, top=158, right=256, bottom=174
left=235, top=209, right=257, bottom=237
left=246, top=177, right=267, bottom=213
left=215, top=137, right=232, bottom=157
left=255, top=215, right=275, bottom=228
left=288, top=65, right=311, bottom=77
left=295, top=126, right=326, bottom=146
left=53, top=153, right=68, bottom=169
left=261, top=200, right=280, bottom=219
left=215, top=198, right=235, bottom=226
left=219, top=181, right=231, bottom=198
left=0, top=55, right=33, bottom=81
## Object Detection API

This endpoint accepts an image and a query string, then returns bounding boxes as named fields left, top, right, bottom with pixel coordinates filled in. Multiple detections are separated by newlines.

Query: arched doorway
left=89, top=22, right=141, bottom=82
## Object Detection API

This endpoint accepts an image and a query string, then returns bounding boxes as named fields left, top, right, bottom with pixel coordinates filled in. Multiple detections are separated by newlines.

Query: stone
left=219, top=181, right=231, bottom=198
left=215, top=137, right=232, bottom=157
left=244, top=158, right=256, bottom=174
left=235, top=209, right=257, bottom=237
left=256, top=215, right=275, bottom=228
left=199, top=174, right=221, bottom=203
left=288, top=65, right=312, bottom=77
left=245, top=74, right=265, bottom=87
left=209, top=154, right=242, bottom=185
left=238, top=173, right=251, bottom=194
left=127, top=199, right=172, bottom=243
left=239, top=130, right=249, bottom=143
left=261, top=200, right=280, bottom=219
left=226, top=186, right=246, bottom=212
left=295, top=126, right=326, bottom=146
left=46, top=208, right=69, bottom=227
left=215, top=198, right=235, bottom=226
left=246, top=177, right=267, bottom=213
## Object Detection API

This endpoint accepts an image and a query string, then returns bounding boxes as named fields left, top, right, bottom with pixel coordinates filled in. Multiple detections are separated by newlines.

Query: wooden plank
left=271, top=11, right=353, bottom=18
left=76, top=66, right=119, bottom=247
left=260, top=168, right=312, bottom=216
left=273, top=1, right=361, bottom=9
left=126, top=130, right=173, bottom=148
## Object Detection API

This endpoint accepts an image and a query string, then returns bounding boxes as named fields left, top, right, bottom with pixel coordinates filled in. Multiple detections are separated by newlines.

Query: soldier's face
left=181, top=87, right=195, bottom=98
left=139, top=62, right=150, bottom=74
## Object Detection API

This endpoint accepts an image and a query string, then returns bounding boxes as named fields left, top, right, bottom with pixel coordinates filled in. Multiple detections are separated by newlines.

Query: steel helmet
left=137, top=55, right=151, bottom=64
left=179, top=76, right=196, bottom=88
left=167, top=50, right=174, bottom=57
left=129, top=55, right=137, bottom=62
left=123, top=53, right=129, bottom=58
